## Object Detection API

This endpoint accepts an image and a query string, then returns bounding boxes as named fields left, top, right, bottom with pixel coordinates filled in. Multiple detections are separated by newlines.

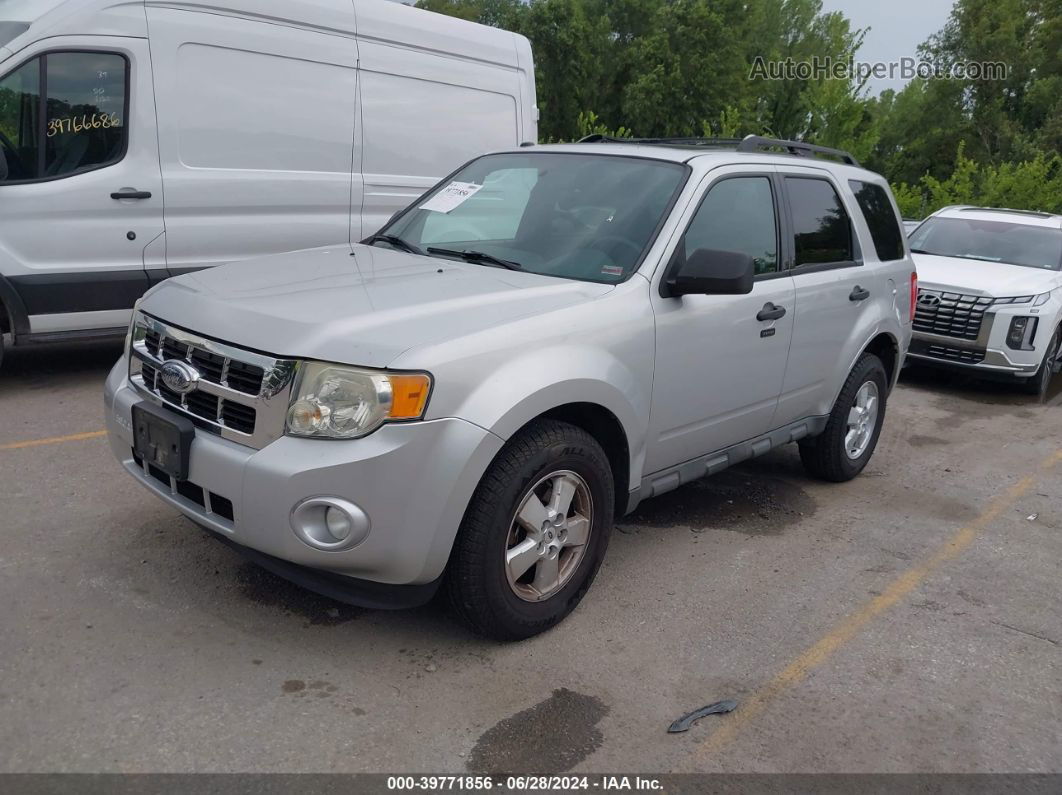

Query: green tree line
left=416, top=0, right=1062, bottom=217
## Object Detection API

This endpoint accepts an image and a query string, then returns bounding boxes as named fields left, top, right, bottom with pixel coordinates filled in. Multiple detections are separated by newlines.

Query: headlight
left=285, top=362, right=432, bottom=439
left=1033, top=291, right=1052, bottom=307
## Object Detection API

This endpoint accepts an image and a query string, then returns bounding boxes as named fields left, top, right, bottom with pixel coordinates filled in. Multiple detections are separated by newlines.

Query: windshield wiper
left=427, top=247, right=523, bottom=271
left=909, top=248, right=936, bottom=255
left=363, top=234, right=425, bottom=256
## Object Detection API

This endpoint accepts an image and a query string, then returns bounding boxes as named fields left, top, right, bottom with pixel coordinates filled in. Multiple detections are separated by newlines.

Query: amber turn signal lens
left=388, top=374, right=432, bottom=419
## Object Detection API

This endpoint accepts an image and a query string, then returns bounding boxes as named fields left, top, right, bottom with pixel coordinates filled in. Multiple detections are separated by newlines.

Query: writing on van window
left=47, top=112, right=123, bottom=137
left=420, top=181, right=483, bottom=213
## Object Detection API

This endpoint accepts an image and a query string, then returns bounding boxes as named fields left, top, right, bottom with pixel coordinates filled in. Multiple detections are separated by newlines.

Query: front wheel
left=1020, top=327, right=1060, bottom=401
left=446, top=419, right=615, bottom=641
left=800, top=352, right=888, bottom=482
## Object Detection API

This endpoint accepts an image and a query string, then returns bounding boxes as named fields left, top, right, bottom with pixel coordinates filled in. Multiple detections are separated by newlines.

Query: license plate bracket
left=132, top=402, right=195, bottom=481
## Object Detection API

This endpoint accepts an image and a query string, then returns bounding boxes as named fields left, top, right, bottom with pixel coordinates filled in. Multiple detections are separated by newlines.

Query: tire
left=446, top=419, right=615, bottom=641
left=799, top=352, right=888, bottom=482
left=1019, top=327, right=1060, bottom=401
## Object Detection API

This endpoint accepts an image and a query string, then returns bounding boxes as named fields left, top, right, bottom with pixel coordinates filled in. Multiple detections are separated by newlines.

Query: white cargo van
left=0, top=0, right=537, bottom=365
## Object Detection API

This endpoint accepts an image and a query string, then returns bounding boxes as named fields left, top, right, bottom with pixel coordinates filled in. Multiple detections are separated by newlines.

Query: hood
left=140, top=245, right=613, bottom=367
left=913, top=253, right=1062, bottom=298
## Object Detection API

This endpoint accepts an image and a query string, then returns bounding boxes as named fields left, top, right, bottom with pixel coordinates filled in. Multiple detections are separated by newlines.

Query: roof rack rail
left=958, top=206, right=1055, bottom=219
left=735, top=135, right=860, bottom=166
left=576, top=133, right=861, bottom=166
left=577, top=134, right=744, bottom=147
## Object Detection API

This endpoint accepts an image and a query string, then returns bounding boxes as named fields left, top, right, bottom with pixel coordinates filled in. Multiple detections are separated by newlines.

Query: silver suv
left=104, top=136, right=915, bottom=639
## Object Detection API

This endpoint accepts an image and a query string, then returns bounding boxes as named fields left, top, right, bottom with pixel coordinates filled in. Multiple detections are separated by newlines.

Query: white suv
left=908, top=207, right=1062, bottom=398
left=105, top=136, right=915, bottom=639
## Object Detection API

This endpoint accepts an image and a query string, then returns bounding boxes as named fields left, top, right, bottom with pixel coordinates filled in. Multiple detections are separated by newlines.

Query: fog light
left=325, top=506, right=352, bottom=541
left=290, top=497, right=370, bottom=551
left=1006, top=317, right=1037, bottom=351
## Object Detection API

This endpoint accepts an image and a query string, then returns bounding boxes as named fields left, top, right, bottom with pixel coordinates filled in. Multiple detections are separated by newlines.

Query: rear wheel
left=446, top=419, right=614, bottom=641
left=1020, top=327, right=1060, bottom=401
left=800, top=353, right=888, bottom=482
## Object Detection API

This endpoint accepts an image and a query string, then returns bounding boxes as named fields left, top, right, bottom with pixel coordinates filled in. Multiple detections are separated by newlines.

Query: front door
left=0, top=39, right=163, bottom=335
left=646, top=168, right=795, bottom=474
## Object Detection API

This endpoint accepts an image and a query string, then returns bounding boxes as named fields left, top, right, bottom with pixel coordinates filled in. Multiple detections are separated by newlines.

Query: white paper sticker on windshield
left=420, top=181, right=483, bottom=214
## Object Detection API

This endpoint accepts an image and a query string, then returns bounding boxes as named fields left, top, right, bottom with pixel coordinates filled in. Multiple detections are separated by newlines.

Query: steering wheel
left=589, top=235, right=643, bottom=263
left=0, top=130, right=25, bottom=177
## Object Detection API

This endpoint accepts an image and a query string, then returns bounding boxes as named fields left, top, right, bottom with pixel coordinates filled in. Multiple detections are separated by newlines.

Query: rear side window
left=786, top=177, right=854, bottom=267
left=0, top=51, right=127, bottom=183
left=849, top=180, right=905, bottom=261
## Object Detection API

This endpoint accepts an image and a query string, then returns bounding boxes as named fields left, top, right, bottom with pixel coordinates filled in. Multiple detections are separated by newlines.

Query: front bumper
left=104, top=359, right=505, bottom=594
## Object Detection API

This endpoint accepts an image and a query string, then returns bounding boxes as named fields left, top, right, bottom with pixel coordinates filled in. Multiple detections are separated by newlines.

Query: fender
left=440, top=344, right=652, bottom=491
left=0, top=272, right=31, bottom=340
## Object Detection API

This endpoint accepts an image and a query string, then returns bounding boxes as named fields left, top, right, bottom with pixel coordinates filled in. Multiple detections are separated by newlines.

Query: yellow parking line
left=0, top=430, right=107, bottom=451
left=689, top=448, right=1062, bottom=766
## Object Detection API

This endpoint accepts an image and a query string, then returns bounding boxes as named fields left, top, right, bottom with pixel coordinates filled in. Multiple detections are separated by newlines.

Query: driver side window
left=684, top=176, right=779, bottom=275
left=0, top=51, right=128, bottom=184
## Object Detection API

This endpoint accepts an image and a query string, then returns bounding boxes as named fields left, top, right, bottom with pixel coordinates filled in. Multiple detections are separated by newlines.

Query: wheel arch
left=0, top=272, right=30, bottom=341
left=517, top=402, right=632, bottom=520
left=861, top=331, right=901, bottom=392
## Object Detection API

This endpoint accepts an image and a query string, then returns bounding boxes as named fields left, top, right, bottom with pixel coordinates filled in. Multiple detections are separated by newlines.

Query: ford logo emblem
left=159, top=360, right=200, bottom=395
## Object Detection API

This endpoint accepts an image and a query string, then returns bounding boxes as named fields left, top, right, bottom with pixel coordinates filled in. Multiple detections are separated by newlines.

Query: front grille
left=914, top=290, right=993, bottom=341
left=909, top=339, right=987, bottom=364
left=128, top=313, right=296, bottom=450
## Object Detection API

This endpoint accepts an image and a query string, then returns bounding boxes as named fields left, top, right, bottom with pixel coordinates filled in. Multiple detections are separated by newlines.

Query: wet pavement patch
left=624, top=469, right=815, bottom=535
left=235, top=563, right=363, bottom=626
left=466, top=688, right=609, bottom=774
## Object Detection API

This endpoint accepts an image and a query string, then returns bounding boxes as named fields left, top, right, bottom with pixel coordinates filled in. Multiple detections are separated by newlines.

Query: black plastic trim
left=10, top=270, right=149, bottom=314
left=202, top=527, right=443, bottom=610
left=0, top=272, right=31, bottom=338
left=19, top=326, right=126, bottom=345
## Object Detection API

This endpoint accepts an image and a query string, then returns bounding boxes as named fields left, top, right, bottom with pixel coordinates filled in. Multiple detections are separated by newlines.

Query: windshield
left=377, top=152, right=688, bottom=283
left=909, top=216, right=1062, bottom=271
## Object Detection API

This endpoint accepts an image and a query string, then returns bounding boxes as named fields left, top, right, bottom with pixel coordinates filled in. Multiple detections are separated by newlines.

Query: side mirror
left=664, top=248, right=755, bottom=297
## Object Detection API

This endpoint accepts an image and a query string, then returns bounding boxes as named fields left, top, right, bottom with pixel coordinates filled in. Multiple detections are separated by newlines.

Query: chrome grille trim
left=128, top=312, right=297, bottom=450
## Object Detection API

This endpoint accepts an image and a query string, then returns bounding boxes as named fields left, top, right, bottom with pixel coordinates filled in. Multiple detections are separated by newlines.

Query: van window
left=849, top=180, right=905, bottom=261
left=0, top=51, right=127, bottom=183
left=0, top=57, right=41, bottom=180
left=684, top=177, right=778, bottom=275
left=786, top=177, right=854, bottom=267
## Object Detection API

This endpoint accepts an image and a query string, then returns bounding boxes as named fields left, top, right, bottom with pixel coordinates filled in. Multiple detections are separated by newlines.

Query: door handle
left=756, top=302, right=787, bottom=322
left=111, top=190, right=152, bottom=200
left=849, top=285, right=871, bottom=302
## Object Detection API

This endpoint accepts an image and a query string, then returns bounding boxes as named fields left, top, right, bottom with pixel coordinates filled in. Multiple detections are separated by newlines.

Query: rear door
left=773, top=169, right=876, bottom=425
left=0, top=39, right=163, bottom=335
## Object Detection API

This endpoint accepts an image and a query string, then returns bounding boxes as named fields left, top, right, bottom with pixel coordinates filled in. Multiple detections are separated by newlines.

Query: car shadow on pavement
left=899, top=361, right=1062, bottom=405
left=0, top=340, right=124, bottom=392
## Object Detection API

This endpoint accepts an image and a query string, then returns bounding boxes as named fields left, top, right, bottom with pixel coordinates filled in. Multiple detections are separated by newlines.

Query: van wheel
left=799, top=353, right=888, bottom=482
left=446, top=419, right=614, bottom=641
left=1020, top=328, right=1060, bottom=401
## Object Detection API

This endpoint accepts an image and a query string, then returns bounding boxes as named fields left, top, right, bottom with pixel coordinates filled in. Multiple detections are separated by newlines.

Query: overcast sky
left=818, top=0, right=956, bottom=94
